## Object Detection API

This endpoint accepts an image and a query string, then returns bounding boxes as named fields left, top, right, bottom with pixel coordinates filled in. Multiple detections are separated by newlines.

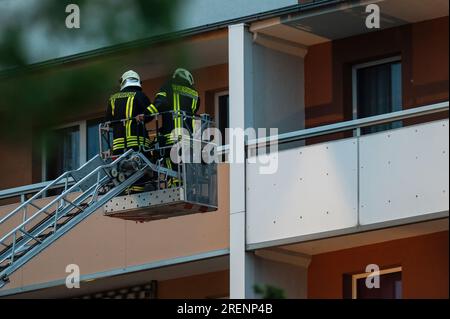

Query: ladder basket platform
left=103, top=187, right=217, bottom=222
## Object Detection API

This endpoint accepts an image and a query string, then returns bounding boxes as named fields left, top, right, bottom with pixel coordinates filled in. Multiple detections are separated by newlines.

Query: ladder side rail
left=0, top=166, right=148, bottom=283
left=0, top=152, right=128, bottom=245
left=0, top=155, right=103, bottom=225
left=0, top=175, right=110, bottom=264
left=0, top=171, right=75, bottom=226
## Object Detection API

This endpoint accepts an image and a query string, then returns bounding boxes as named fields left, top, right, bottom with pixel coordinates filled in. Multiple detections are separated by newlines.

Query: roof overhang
left=250, top=0, right=449, bottom=56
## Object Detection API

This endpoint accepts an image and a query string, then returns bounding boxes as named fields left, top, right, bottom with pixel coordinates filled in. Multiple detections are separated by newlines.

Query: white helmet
left=173, top=68, right=194, bottom=86
left=120, top=70, right=141, bottom=90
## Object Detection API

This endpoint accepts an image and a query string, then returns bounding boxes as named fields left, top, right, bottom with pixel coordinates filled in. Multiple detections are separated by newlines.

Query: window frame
left=41, top=120, right=88, bottom=182
left=352, top=56, right=402, bottom=124
left=351, top=266, right=402, bottom=299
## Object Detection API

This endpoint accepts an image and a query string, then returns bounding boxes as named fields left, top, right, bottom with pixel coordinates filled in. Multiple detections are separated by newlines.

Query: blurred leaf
left=253, top=284, right=286, bottom=299
left=0, top=0, right=181, bottom=141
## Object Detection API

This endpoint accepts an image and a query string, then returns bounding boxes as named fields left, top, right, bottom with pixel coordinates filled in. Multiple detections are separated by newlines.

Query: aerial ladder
left=0, top=111, right=217, bottom=288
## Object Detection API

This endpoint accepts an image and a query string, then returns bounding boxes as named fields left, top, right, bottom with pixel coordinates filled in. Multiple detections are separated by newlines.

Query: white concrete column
left=228, top=23, right=255, bottom=299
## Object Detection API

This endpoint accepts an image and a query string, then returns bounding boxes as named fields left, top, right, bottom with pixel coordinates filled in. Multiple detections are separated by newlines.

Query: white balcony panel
left=246, top=139, right=358, bottom=245
left=359, top=119, right=449, bottom=225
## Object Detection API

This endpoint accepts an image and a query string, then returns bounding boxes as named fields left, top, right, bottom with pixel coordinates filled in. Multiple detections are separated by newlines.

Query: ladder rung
left=65, top=200, right=86, bottom=212
left=19, top=229, right=42, bottom=244
left=29, top=202, right=52, bottom=216
left=29, top=202, right=42, bottom=210
left=11, top=250, right=26, bottom=259
left=64, top=211, right=81, bottom=218
left=37, top=232, right=51, bottom=239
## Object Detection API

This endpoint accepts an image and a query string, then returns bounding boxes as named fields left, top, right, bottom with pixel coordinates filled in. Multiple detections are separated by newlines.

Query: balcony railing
left=248, top=101, right=449, bottom=148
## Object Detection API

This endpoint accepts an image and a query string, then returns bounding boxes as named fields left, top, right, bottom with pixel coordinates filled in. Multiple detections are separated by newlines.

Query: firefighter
left=150, top=68, right=200, bottom=187
left=105, top=70, right=154, bottom=192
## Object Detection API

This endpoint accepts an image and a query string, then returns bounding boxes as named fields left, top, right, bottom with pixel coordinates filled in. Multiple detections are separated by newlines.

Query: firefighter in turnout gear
left=106, top=70, right=154, bottom=193
left=149, top=68, right=200, bottom=187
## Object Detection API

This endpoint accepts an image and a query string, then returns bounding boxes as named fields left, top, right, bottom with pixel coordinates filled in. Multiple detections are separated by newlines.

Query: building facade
left=0, top=0, right=448, bottom=298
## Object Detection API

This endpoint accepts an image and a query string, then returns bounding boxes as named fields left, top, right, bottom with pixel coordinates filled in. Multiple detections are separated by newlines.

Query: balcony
left=245, top=102, right=449, bottom=248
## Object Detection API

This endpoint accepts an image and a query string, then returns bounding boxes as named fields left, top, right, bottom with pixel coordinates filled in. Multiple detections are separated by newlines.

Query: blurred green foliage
left=0, top=0, right=180, bottom=141
left=254, top=284, right=286, bottom=299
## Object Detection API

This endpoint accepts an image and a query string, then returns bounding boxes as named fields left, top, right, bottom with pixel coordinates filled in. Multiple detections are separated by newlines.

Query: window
left=87, top=118, right=104, bottom=160
left=43, top=118, right=105, bottom=181
left=214, top=91, right=229, bottom=147
left=44, top=124, right=82, bottom=181
left=353, top=57, right=402, bottom=134
left=344, top=266, right=402, bottom=299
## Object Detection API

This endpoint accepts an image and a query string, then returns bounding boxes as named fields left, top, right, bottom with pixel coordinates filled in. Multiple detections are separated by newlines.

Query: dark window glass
left=217, top=94, right=229, bottom=146
left=87, top=118, right=104, bottom=160
left=356, top=61, right=402, bottom=134
left=356, top=271, right=402, bottom=299
left=45, top=125, right=80, bottom=181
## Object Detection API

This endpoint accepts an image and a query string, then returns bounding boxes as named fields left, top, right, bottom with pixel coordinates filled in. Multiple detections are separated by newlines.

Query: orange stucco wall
left=308, top=231, right=449, bottom=299
left=0, top=139, right=34, bottom=191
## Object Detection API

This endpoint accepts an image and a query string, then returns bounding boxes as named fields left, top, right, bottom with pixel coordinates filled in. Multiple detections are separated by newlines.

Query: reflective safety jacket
left=105, top=86, right=153, bottom=152
left=151, top=78, right=200, bottom=146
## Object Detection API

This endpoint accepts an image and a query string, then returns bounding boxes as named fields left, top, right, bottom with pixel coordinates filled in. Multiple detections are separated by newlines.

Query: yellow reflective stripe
left=125, top=96, right=135, bottom=138
left=124, top=142, right=151, bottom=148
left=130, top=97, right=135, bottom=137
left=168, top=177, right=179, bottom=187
left=110, top=99, right=115, bottom=116
left=126, top=139, right=151, bottom=145
left=164, top=133, right=174, bottom=141
left=177, top=94, right=181, bottom=129
left=128, top=97, right=132, bottom=137
left=147, top=104, right=158, bottom=114
left=126, top=137, right=151, bottom=146
left=176, top=93, right=179, bottom=129
left=126, top=136, right=150, bottom=140
left=156, top=92, right=167, bottom=97
left=127, top=186, right=145, bottom=192
left=110, top=92, right=136, bottom=100
left=172, top=85, right=198, bottom=98
left=113, top=144, right=124, bottom=150
left=124, top=97, right=130, bottom=138
left=191, top=98, right=197, bottom=130
left=175, top=94, right=179, bottom=128
left=173, top=93, right=178, bottom=130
